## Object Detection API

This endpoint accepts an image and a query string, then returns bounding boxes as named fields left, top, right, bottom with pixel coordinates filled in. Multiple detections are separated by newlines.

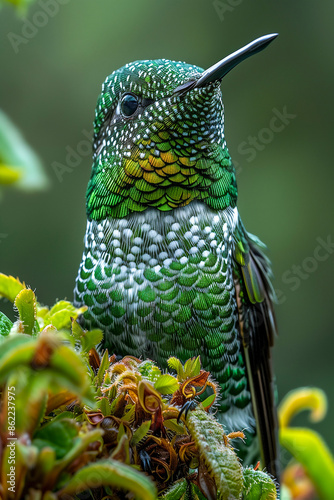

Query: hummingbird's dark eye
left=120, top=93, right=139, bottom=117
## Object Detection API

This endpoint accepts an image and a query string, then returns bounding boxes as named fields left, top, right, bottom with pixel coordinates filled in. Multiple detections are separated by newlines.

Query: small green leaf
left=184, top=356, right=201, bottom=378
left=191, top=356, right=201, bottom=376
left=0, top=273, right=25, bottom=302
left=47, top=301, right=77, bottom=316
left=131, top=420, right=151, bottom=446
left=158, top=478, right=187, bottom=499
left=72, top=319, right=103, bottom=352
left=14, top=288, right=38, bottom=335
left=0, top=311, right=13, bottom=336
left=71, top=317, right=84, bottom=339
left=189, top=482, right=208, bottom=500
left=81, top=328, right=103, bottom=352
left=98, top=397, right=112, bottom=416
left=159, top=479, right=207, bottom=500
left=45, top=300, right=87, bottom=330
left=154, top=374, right=179, bottom=395
left=96, top=349, right=109, bottom=385
left=242, top=468, right=277, bottom=499
left=183, top=359, right=192, bottom=377
left=201, top=393, right=216, bottom=410
left=167, top=356, right=185, bottom=379
left=121, top=404, right=136, bottom=423
left=58, top=459, right=157, bottom=500
left=163, top=418, right=185, bottom=435
left=33, top=414, right=77, bottom=459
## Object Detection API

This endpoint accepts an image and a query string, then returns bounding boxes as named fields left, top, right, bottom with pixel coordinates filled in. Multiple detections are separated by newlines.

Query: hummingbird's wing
left=233, top=228, right=279, bottom=481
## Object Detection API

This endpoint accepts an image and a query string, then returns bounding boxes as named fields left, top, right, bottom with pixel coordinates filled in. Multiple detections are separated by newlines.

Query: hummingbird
left=74, top=34, right=279, bottom=480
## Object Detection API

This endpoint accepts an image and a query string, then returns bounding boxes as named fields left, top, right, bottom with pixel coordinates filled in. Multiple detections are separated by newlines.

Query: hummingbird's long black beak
left=174, top=33, right=278, bottom=95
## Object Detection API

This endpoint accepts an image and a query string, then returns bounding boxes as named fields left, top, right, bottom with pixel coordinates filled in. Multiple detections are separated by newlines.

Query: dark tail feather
left=234, top=233, right=280, bottom=482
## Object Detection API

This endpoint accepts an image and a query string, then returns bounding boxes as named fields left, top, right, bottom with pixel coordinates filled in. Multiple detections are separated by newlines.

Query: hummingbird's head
left=86, top=34, right=277, bottom=220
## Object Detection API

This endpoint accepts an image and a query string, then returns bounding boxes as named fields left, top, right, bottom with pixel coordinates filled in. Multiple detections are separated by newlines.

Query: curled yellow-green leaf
left=279, top=387, right=327, bottom=428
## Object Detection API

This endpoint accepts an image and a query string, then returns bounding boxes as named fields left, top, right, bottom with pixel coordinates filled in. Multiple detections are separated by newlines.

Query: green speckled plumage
left=76, top=205, right=248, bottom=417
left=86, top=60, right=237, bottom=220
left=74, top=37, right=279, bottom=479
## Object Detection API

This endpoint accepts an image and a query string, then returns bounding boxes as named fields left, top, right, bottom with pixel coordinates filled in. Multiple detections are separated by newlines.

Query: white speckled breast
left=74, top=202, right=254, bottom=431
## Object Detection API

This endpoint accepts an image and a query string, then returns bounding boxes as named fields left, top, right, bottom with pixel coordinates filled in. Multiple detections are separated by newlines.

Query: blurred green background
left=1, top=0, right=333, bottom=454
